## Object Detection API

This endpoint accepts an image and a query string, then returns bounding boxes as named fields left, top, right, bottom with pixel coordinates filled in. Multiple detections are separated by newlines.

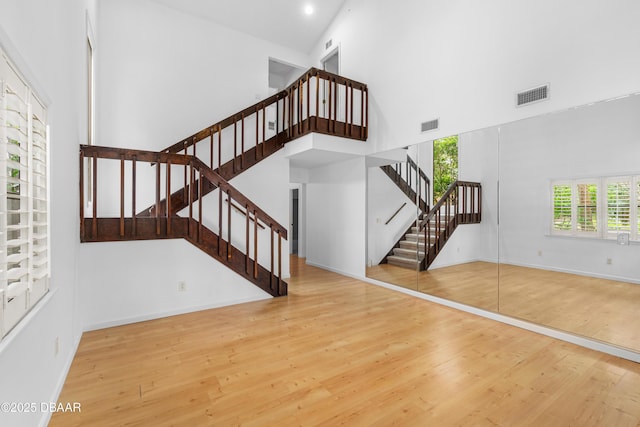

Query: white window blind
left=551, top=176, right=640, bottom=241
left=552, top=183, right=572, bottom=233
left=576, top=183, right=598, bottom=233
left=637, top=180, right=640, bottom=237
left=1, top=48, right=50, bottom=339
left=606, top=178, right=631, bottom=235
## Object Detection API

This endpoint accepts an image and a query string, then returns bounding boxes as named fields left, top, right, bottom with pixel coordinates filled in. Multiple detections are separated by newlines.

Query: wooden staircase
left=79, top=68, right=368, bottom=297
left=80, top=147, right=290, bottom=296
left=143, top=68, right=368, bottom=217
left=384, top=181, right=482, bottom=271
left=379, top=154, right=430, bottom=213
left=378, top=154, right=430, bottom=269
left=386, top=221, right=445, bottom=270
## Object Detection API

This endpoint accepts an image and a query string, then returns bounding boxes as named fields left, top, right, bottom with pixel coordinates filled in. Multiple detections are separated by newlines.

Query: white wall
left=80, top=239, right=271, bottom=330
left=79, top=0, right=307, bottom=329
left=97, top=0, right=310, bottom=151
left=81, top=134, right=292, bottom=330
left=498, top=94, right=640, bottom=282
left=0, top=1, right=95, bottom=426
left=307, top=157, right=367, bottom=277
left=367, top=167, right=417, bottom=265
left=311, top=0, right=640, bottom=154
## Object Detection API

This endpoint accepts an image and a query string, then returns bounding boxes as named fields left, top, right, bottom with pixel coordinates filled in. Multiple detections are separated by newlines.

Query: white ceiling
left=148, top=0, right=347, bottom=53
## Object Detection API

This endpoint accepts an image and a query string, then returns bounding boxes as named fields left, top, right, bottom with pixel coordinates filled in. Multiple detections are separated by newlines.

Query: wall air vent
left=421, top=118, right=439, bottom=133
left=325, top=39, right=333, bottom=50
left=517, top=84, right=550, bottom=107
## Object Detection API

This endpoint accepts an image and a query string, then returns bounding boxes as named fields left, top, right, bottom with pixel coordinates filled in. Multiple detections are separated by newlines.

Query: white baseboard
left=501, top=259, right=640, bottom=285
left=304, top=260, right=365, bottom=281
left=428, top=256, right=497, bottom=270
left=83, top=295, right=272, bottom=332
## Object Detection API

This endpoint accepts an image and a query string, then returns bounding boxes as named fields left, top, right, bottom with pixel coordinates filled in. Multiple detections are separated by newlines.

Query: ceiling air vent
left=421, top=118, right=439, bottom=133
left=517, top=84, right=550, bottom=107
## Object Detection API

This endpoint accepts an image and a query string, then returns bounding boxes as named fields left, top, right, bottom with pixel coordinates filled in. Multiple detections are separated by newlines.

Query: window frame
left=1, top=47, right=51, bottom=340
left=551, top=175, right=640, bottom=242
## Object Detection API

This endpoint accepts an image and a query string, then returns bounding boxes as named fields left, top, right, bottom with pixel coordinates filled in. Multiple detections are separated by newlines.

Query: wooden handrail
left=159, top=67, right=369, bottom=163
left=419, top=180, right=480, bottom=228
left=382, top=154, right=430, bottom=213
left=417, top=180, right=481, bottom=270
left=405, top=155, right=430, bottom=213
left=79, top=145, right=288, bottom=292
left=385, top=202, right=407, bottom=225
left=226, top=198, right=266, bottom=230
left=142, top=68, right=368, bottom=220
left=79, top=145, right=288, bottom=238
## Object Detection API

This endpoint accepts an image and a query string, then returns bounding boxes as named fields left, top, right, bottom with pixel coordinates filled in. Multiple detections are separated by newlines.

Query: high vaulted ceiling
left=148, top=0, right=347, bottom=53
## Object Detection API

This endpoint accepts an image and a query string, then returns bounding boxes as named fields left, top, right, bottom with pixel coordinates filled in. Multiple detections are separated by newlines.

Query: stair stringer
left=80, top=216, right=287, bottom=297
left=183, top=219, right=287, bottom=297
left=177, top=149, right=291, bottom=281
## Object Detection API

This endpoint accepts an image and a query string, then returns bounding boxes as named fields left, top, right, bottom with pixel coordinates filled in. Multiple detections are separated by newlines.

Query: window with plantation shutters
left=637, top=180, right=640, bottom=237
left=1, top=48, right=50, bottom=340
left=606, top=178, right=631, bottom=234
left=576, top=183, right=598, bottom=233
left=551, top=181, right=598, bottom=236
left=551, top=176, right=640, bottom=241
left=552, top=183, right=572, bottom=232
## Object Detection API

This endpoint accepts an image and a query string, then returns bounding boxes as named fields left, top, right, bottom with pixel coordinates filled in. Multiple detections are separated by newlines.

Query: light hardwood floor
left=367, top=261, right=640, bottom=351
left=51, top=257, right=640, bottom=426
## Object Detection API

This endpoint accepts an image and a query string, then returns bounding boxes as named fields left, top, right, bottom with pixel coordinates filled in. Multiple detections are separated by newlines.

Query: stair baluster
left=79, top=145, right=289, bottom=297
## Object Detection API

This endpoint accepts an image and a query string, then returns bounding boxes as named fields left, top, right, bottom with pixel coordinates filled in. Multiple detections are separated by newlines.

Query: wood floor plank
left=50, top=256, right=640, bottom=426
left=367, top=261, right=640, bottom=352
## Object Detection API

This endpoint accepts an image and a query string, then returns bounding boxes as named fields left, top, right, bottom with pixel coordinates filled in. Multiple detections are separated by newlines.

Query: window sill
left=0, top=288, right=57, bottom=355
left=545, top=233, right=640, bottom=245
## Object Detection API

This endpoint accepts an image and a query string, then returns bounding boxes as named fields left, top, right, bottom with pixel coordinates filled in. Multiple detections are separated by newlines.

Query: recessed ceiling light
left=304, top=5, right=314, bottom=15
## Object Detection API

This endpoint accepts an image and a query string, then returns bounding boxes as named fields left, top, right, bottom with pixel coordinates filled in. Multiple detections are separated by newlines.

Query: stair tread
left=411, top=226, right=446, bottom=233
left=399, top=240, right=429, bottom=249
left=404, top=233, right=437, bottom=241
left=386, top=255, right=422, bottom=268
left=393, top=247, right=425, bottom=258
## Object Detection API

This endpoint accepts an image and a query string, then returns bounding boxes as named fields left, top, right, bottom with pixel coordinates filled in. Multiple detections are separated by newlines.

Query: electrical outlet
left=537, top=250, right=542, bottom=257
left=617, top=233, right=630, bottom=245
left=178, top=281, right=187, bottom=292
left=606, top=258, right=612, bottom=265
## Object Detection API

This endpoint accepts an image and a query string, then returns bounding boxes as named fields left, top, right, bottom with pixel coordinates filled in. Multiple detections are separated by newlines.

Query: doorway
left=291, top=189, right=299, bottom=254
left=432, top=135, right=459, bottom=204
left=322, top=48, right=339, bottom=74
left=268, top=58, right=305, bottom=92
left=320, top=47, right=340, bottom=118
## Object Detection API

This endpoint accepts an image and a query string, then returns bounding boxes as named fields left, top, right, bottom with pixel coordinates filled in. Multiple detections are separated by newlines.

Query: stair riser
left=411, top=226, right=447, bottom=233
left=386, top=257, right=420, bottom=269
left=399, top=241, right=428, bottom=250
left=393, top=248, right=425, bottom=259
left=405, top=234, right=438, bottom=242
